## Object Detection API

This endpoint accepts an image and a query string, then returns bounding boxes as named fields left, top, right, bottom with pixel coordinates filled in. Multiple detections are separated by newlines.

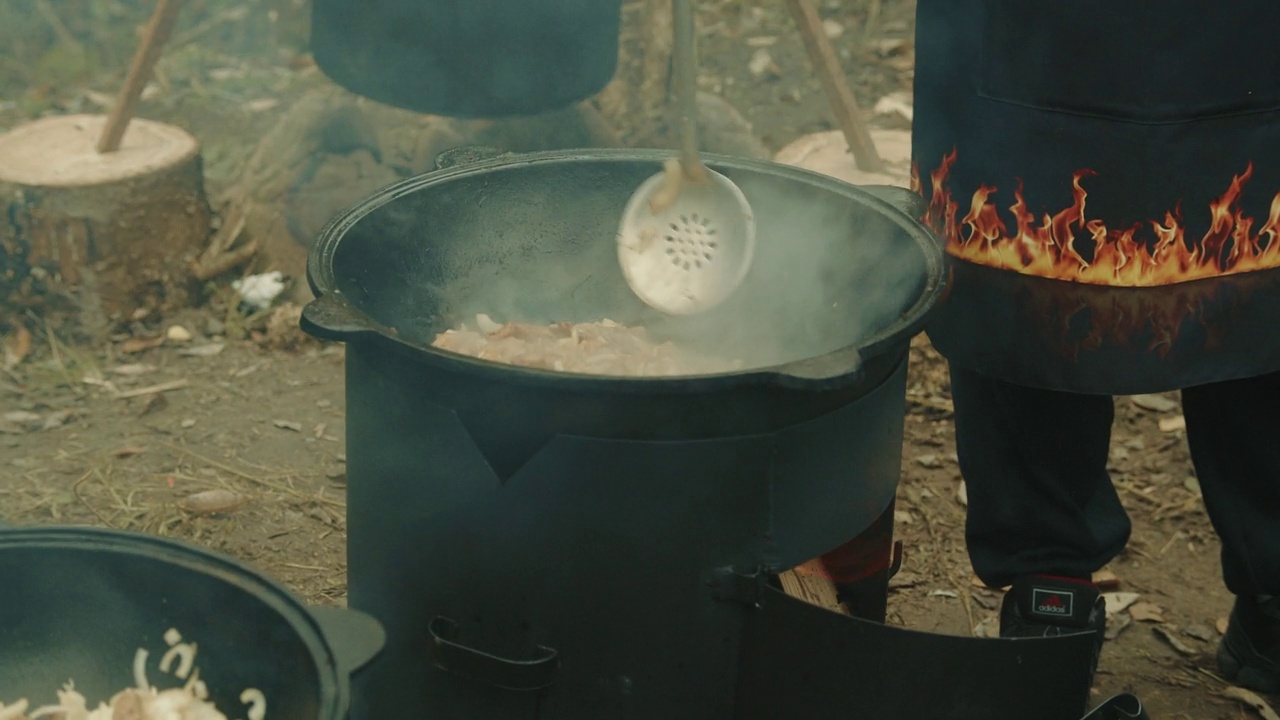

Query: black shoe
left=1001, top=575, right=1107, bottom=680
left=1218, top=594, right=1280, bottom=693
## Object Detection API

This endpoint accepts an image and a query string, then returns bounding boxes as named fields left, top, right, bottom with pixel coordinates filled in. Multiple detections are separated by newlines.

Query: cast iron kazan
left=0, top=526, right=384, bottom=720
left=299, top=146, right=945, bottom=719
left=299, top=147, right=1140, bottom=720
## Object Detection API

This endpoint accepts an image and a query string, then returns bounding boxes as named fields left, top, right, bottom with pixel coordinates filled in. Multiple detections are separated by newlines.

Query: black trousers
left=950, top=366, right=1280, bottom=596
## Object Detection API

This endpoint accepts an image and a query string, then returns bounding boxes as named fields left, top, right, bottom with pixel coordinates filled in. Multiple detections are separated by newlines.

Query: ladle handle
left=672, top=0, right=708, bottom=183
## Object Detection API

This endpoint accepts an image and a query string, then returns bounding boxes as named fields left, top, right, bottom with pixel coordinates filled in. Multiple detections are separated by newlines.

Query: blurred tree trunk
left=592, top=0, right=768, bottom=158
left=592, top=0, right=675, bottom=148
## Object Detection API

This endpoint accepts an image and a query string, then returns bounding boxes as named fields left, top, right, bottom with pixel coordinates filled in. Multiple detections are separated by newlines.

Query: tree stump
left=0, top=113, right=211, bottom=334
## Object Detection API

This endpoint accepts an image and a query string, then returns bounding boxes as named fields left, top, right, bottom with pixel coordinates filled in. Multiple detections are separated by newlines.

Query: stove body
left=343, top=346, right=908, bottom=720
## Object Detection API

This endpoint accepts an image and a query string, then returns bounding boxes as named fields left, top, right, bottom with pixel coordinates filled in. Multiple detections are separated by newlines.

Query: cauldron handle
left=309, top=605, right=387, bottom=675
left=300, top=294, right=379, bottom=342
left=427, top=615, right=559, bottom=691
left=1079, top=693, right=1147, bottom=720
left=767, top=346, right=866, bottom=389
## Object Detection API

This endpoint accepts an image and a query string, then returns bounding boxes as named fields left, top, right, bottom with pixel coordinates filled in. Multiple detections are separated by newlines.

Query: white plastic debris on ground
left=232, top=271, right=286, bottom=311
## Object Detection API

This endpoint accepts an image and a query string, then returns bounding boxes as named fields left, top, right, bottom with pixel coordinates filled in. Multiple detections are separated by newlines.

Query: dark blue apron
left=914, top=0, right=1280, bottom=394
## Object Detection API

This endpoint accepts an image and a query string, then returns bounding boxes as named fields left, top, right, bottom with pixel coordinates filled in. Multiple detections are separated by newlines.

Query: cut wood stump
left=0, top=114, right=211, bottom=331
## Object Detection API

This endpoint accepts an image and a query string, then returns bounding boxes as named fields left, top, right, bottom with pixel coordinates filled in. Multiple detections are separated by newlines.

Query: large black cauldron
left=300, top=148, right=947, bottom=719
left=0, top=527, right=384, bottom=720
left=310, top=0, right=621, bottom=118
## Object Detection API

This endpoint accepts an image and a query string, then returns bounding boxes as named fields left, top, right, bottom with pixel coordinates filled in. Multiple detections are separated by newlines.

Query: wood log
left=779, top=559, right=851, bottom=616
left=0, top=114, right=211, bottom=334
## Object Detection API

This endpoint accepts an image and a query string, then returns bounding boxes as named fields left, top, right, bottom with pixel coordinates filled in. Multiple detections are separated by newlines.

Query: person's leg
left=949, top=366, right=1122, bottom=710
left=1182, top=371, right=1280, bottom=692
left=949, top=367, right=1130, bottom=588
left=1182, top=371, right=1280, bottom=597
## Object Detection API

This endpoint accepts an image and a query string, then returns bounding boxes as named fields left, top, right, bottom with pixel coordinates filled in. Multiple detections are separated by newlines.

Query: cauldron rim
left=302, top=148, right=948, bottom=392
left=0, top=526, right=351, bottom=720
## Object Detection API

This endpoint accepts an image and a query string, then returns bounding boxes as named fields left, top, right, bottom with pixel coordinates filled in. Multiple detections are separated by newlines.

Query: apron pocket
left=977, top=0, right=1280, bottom=123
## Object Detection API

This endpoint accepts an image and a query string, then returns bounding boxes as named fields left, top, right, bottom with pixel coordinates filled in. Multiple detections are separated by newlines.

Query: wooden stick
left=115, top=378, right=189, bottom=399
left=97, top=0, right=185, bottom=153
left=785, top=0, right=884, bottom=173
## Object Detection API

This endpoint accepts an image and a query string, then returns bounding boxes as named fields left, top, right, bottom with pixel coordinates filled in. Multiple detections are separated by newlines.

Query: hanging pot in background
left=310, top=0, right=623, bottom=118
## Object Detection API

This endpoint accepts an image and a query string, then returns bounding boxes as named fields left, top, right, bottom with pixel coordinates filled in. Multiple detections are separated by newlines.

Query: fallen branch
left=1152, top=625, right=1198, bottom=656
left=72, top=468, right=113, bottom=528
left=193, top=239, right=259, bottom=280
left=193, top=201, right=258, bottom=280
left=1223, top=686, right=1280, bottom=720
left=115, top=378, right=189, bottom=399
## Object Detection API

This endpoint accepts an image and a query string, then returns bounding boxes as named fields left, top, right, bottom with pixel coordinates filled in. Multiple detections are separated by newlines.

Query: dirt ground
left=0, top=1, right=1266, bottom=718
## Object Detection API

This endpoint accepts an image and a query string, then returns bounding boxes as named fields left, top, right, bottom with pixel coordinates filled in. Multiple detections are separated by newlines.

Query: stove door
left=734, top=586, right=1101, bottom=720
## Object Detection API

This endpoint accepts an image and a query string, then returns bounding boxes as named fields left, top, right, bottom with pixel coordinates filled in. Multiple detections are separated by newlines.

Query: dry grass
left=0, top=425, right=348, bottom=603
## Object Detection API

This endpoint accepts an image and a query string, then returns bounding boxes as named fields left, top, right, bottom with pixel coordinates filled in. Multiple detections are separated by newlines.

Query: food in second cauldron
left=0, top=684, right=226, bottom=720
left=431, top=314, right=740, bottom=376
left=1, top=627, right=265, bottom=720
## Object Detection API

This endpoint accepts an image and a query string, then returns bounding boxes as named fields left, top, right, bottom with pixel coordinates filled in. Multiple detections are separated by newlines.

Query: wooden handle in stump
left=98, top=0, right=185, bottom=153
left=786, top=0, right=883, bottom=173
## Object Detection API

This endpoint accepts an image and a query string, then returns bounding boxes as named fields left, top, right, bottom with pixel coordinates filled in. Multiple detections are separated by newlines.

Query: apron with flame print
left=913, top=0, right=1280, bottom=395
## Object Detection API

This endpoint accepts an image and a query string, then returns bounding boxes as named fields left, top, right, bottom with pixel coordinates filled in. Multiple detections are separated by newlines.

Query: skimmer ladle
left=616, top=0, right=757, bottom=316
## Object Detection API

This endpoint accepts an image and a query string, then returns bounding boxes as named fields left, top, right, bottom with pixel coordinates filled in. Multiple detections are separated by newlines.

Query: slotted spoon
left=616, top=0, right=757, bottom=316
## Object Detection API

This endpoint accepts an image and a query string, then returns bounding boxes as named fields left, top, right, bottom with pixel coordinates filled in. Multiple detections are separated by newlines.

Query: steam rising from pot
left=342, top=155, right=930, bottom=377
left=416, top=170, right=924, bottom=374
